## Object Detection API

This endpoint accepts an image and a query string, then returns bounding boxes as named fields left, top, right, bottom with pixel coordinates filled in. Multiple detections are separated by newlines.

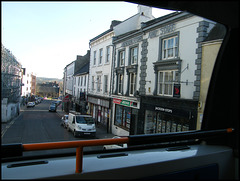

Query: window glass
left=118, top=74, right=123, bottom=94
left=119, top=50, right=125, bottom=66
left=99, top=49, right=103, bottom=65
left=162, top=36, right=178, bottom=59
left=130, top=73, right=136, bottom=95
left=131, top=47, right=138, bottom=64
left=158, top=71, right=176, bottom=96
left=93, top=51, right=96, bottom=65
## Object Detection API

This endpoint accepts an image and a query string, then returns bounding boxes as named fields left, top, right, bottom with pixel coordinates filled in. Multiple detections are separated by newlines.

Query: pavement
left=2, top=103, right=115, bottom=140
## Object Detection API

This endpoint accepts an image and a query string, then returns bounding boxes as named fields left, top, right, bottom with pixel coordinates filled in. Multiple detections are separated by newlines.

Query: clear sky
left=2, top=1, right=175, bottom=79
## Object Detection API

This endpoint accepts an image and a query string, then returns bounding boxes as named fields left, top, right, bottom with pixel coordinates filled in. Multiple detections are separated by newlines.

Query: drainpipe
left=109, top=43, right=115, bottom=134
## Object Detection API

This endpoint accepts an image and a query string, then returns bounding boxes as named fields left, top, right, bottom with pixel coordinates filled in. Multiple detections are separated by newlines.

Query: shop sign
left=113, top=98, right=133, bottom=107
left=155, top=106, right=173, bottom=113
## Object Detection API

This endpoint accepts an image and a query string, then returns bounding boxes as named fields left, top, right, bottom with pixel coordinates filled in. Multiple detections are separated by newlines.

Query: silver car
left=61, top=115, right=69, bottom=128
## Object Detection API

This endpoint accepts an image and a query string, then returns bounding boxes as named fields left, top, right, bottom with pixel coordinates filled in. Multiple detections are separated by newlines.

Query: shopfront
left=139, top=96, right=198, bottom=134
left=87, top=95, right=111, bottom=131
left=112, top=98, right=139, bottom=136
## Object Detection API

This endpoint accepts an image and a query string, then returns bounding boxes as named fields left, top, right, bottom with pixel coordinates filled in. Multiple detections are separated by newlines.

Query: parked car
left=27, top=102, right=35, bottom=108
left=103, top=136, right=128, bottom=150
left=61, top=115, right=69, bottom=128
left=49, top=104, right=57, bottom=112
left=51, top=101, right=58, bottom=106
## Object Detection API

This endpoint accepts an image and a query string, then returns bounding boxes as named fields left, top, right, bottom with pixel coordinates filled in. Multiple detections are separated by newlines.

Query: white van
left=67, top=112, right=96, bottom=137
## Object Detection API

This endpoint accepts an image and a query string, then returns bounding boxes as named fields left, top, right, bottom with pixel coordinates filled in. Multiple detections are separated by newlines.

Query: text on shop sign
left=155, top=106, right=173, bottom=113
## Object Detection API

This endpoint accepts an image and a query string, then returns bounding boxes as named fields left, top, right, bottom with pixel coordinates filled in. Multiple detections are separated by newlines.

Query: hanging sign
left=173, top=84, right=181, bottom=98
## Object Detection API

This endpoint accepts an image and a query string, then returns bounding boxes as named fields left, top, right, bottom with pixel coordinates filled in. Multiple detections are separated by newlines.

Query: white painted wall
left=21, top=70, right=33, bottom=97
left=89, top=31, right=114, bottom=97
left=114, top=5, right=154, bottom=36
left=73, top=74, right=88, bottom=98
left=145, top=15, right=216, bottom=99
left=66, top=62, right=74, bottom=95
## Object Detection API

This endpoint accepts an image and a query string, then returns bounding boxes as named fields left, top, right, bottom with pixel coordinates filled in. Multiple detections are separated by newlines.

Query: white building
left=111, top=11, right=216, bottom=136
left=87, top=5, right=154, bottom=132
left=73, top=54, right=90, bottom=113
left=88, top=23, right=116, bottom=129
left=21, top=68, right=35, bottom=98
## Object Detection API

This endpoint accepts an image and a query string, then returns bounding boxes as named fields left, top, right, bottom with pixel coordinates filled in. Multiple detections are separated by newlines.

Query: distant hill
left=36, top=77, right=62, bottom=84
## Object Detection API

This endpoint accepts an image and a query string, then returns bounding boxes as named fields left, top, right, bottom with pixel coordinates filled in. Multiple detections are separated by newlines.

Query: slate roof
left=141, top=11, right=182, bottom=28
left=90, top=20, right=122, bottom=42
left=203, top=23, right=226, bottom=42
left=74, top=62, right=89, bottom=76
left=74, top=50, right=90, bottom=73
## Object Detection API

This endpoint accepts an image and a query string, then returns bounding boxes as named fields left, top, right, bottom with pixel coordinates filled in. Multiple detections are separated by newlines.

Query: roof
left=74, top=50, right=90, bottom=73
left=90, top=20, right=122, bottom=43
left=142, top=11, right=182, bottom=27
left=203, top=23, right=226, bottom=42
left=74, top=62, right=89, bottom=76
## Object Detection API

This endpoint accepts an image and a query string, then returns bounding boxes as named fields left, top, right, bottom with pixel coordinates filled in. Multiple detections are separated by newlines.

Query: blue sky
left=2, top=1, right=175, bottom=79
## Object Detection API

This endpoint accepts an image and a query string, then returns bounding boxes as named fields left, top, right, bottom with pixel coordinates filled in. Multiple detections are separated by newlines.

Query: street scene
left=1, top=99, right=114, bottom=156
left=2, top=2, right=225, bottom=152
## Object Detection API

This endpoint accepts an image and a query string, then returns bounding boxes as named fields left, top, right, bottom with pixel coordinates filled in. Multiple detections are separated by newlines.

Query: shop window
left=144, top=110, right=189, bottom=134
left=114, top=105, right=131, bottom=131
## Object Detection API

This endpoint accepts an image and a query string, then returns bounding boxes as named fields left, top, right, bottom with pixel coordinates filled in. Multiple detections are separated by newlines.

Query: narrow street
left=1, top=100, right=114, bottom=156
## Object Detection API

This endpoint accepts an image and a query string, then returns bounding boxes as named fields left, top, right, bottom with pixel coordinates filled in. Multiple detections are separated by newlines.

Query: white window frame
left=81, top=76, right=83, bottom=86
left=93, top=51, right=97, bottom=65
left=106, top=46, right=110, bottom=63
left=119, top=50, right=125, bottom=67
left=97, top=75, right=102, bottom=92
left=118, top=74, right=123, bottom=95
left=130, top=46, right=138, bottom=65
left=99, top=48, right=103, bottom=65
left=162, top=36, right=178, bottom=60
left=92, top=76, right=95, bottom=91
left=158, top=70, right=177, bottom=96
left=129, top=73, right=136, bottom=96
left=104, top=75, right=108, bottom=94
